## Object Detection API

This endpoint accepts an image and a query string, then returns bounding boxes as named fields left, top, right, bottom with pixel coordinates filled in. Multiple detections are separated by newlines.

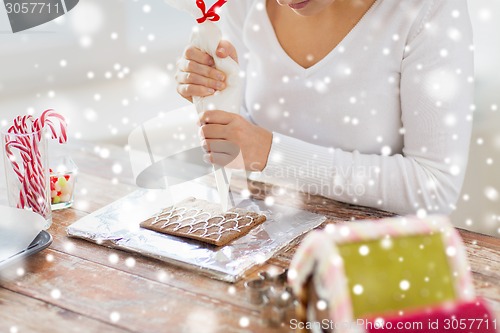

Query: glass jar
left=2, top=128, right=52, bottom=228
left=49, top=156, right=77, bottom=210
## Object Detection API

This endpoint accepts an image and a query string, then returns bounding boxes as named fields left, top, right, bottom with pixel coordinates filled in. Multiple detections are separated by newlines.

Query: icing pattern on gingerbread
left=151, top=206, right=256, bottom=242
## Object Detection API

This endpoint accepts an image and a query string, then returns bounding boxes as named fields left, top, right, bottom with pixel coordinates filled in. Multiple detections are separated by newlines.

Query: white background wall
left=0, top=0, right=192, bottom=143
left=0, top=0, right=499, bottom=236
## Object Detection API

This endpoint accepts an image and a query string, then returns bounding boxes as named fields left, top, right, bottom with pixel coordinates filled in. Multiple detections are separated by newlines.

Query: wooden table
left=1, top=141, right=499, bottom=333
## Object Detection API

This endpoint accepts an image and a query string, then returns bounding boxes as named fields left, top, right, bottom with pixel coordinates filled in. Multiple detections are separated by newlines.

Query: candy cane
left=7, top=135, right=44, bottom=213
left=4, top=110, right=67, bottom=219
left=7, top=139, right=44, bottom=213
left=34, top=109, right=67, bottom=144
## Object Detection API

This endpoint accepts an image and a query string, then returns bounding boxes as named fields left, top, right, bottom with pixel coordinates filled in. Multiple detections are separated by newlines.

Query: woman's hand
left=199, top=110, right=273, bottom=172
left=175, top=40, right=238, bottom=102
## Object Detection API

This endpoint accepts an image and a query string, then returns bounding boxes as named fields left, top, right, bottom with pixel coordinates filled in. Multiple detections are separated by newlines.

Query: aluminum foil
left=66, top=182, right=325, bottom=282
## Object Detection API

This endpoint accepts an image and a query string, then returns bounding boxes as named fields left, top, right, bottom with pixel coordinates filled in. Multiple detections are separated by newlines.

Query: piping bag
left=164, top=0, right=243, bottom=210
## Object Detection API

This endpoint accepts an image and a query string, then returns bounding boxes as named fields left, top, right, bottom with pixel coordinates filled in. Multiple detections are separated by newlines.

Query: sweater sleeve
left=257, top=0, right=474, bottom=215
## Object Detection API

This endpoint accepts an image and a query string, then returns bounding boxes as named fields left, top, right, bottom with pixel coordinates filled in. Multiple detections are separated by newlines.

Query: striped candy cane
left=4, top=110, right=67, bottom=220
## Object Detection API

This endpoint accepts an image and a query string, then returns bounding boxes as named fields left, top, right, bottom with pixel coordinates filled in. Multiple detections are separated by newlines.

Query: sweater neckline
left=260, top=0, right=380, bottom=76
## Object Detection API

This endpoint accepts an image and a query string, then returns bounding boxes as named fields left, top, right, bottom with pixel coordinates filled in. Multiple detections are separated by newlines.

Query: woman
left=175, top=0, right=474, bottom=215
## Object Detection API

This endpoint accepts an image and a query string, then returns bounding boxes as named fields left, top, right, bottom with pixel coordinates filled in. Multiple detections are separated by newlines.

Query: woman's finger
left=177, top=84, right=215, bottom=99
left=216, top=40, right=239, bottom=63
left=203, top=139, right=240, bottom=156
left=184, top=46, right=215, bottom=66
left=176, top=72, right=225, bottom=91
left=178, top=58, right=225, bottom=82
left=199, top=110, right=236, bottom=125
left=199, top=124, right=228, bottom=140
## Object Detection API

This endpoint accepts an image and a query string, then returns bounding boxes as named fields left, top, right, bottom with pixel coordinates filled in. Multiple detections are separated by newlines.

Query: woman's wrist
left=255, top=129, right=273, bottom=172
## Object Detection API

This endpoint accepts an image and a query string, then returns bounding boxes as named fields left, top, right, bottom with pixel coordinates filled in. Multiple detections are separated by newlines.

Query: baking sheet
left=66, top=182, right=325, bottom=282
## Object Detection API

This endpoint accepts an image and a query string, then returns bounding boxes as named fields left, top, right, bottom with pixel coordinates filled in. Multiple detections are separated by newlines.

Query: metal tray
left=0, top=230, right=52, bottom=269
left=67, top=188, right=326, bottom=282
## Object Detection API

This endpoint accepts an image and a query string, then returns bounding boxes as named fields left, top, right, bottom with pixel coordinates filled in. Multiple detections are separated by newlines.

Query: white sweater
left=219, top=0, right=474, bottom=215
